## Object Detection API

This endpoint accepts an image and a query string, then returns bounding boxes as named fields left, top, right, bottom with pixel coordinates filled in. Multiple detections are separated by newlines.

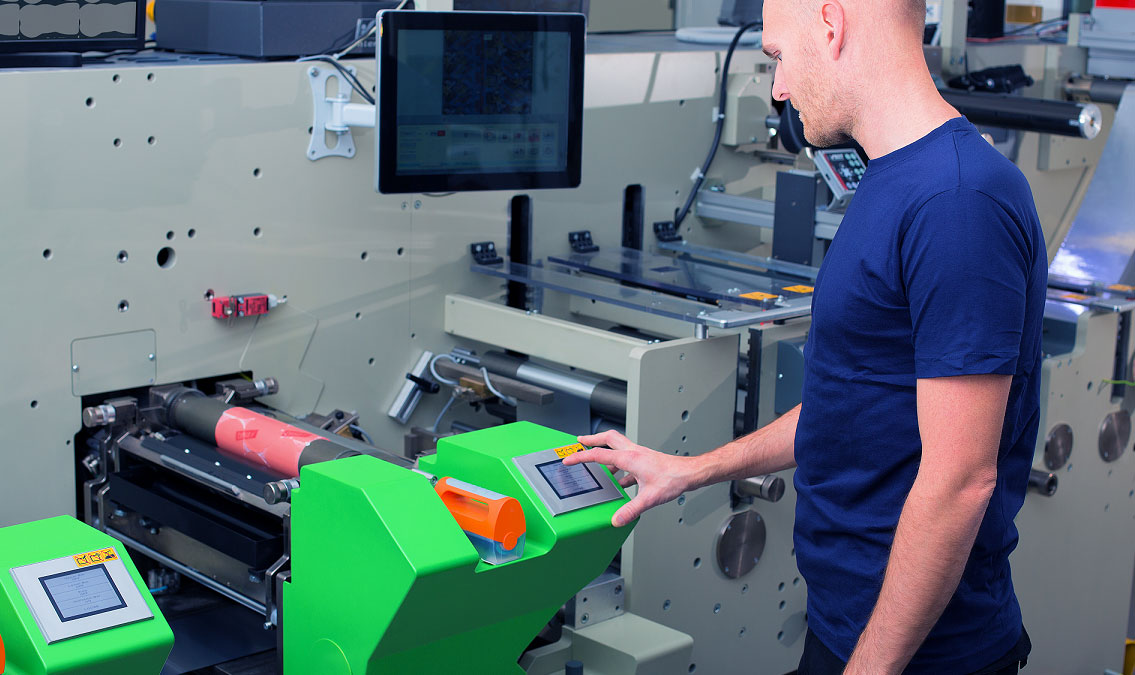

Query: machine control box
left=814, top=148, right=867, bottom=210
left=513, top=443, right=623, bottom=516
left=9, top=547, right=154, bottom=644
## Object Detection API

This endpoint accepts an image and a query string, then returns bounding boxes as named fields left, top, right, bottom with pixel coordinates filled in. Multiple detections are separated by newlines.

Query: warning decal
left=74, top=547, right=118, bottom=568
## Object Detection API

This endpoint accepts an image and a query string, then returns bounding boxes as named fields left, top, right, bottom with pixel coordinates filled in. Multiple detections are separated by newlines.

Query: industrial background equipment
left=0, top=1, right=1132, bottom=673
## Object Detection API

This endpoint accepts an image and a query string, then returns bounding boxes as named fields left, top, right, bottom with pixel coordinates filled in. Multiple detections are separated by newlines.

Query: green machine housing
left=283, top=421, right=632, bottom=674
left=0, top=516, right=174, bottom=675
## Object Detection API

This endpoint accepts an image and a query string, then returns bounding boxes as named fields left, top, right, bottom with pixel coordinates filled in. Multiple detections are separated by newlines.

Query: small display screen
left=536, top=459, right=602, bottom=500
left=39, top=564, right=126, bottom=622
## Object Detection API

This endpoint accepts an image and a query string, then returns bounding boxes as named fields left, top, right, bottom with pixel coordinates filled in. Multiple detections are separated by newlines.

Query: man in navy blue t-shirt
left=564, top=0, right=1046, bottom=671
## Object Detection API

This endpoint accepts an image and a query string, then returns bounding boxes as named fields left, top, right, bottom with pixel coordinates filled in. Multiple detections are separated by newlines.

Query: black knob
left=565, top=660, right=583, bottom=675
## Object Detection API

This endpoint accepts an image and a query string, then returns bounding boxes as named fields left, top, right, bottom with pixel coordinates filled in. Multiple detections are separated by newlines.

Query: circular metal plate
left=1044, top=423, right=1074, bottom=470
left=1098, top=410, right=1131, bottom=463
left=716, top=510, right=766, bottom=580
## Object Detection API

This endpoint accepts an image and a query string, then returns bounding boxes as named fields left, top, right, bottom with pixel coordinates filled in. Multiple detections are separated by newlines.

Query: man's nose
left=772, top=67, right=790, bottom=102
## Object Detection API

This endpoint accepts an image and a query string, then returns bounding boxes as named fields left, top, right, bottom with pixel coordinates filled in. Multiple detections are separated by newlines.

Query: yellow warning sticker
left=553, top=443, right=585, bottom=459
left=1108, top=284, right=1134, bottom=293
left=740, top=291, right=777, bottom=301
left=782, top=285, right=814, bottom=294
left=74, top=547, right=119, bottom=567
left=1059, top=292, right=1090, bottom=302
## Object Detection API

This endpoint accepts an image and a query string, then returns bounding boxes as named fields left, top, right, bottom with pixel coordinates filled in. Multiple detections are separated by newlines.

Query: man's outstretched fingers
left=612, top=500, right=644, bottom=527
left=618, top=474, right=638, bottom=488
left=563, top=447, right=618, bottom=468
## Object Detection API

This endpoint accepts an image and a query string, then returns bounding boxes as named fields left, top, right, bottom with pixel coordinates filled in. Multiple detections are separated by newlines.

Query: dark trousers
left=797, top=625, right=1031, bottom=675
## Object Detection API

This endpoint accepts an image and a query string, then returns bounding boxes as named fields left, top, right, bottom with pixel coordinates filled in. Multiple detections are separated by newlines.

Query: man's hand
left=563, top=430, right=701, bottom=527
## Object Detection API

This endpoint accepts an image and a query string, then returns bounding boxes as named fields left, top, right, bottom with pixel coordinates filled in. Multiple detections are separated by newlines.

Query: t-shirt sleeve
left=901, top=188, right=1033, bottom=379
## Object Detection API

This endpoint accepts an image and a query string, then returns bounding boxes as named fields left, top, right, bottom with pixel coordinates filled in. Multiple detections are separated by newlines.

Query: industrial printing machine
left=0, top=1, right=1134, bottom=673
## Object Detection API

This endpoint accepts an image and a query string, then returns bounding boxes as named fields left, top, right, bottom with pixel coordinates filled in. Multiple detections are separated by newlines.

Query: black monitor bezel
left=0, top=0, right=146, bottom=55
left=376, top=10, right=585, bottom=195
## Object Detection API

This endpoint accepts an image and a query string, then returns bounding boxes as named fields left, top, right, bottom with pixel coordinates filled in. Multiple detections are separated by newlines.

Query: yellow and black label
left=1108, top=284, right=1134, bottom=293
left=782, top=285, right=815, bottom=294
left=740, top=291, right=777, bottom=301
left=1059, top=292, right=1090, bottom=302
left=553, top=443, right=585, bottom=459
left=74, top=547, right=118, bottom=568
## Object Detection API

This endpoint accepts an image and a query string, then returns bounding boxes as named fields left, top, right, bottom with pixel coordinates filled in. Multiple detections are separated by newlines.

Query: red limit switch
left=211, top=293, right=285, bottom=319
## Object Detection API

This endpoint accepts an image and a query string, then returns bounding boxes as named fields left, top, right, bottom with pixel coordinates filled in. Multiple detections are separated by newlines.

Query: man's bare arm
left=844, top=374, right=1010, bottom=674
left=564, top=405, right=800, bottom=526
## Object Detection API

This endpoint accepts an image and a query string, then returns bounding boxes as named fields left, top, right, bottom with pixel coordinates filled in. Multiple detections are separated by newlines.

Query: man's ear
left=820, top=0, right=846, bottom=60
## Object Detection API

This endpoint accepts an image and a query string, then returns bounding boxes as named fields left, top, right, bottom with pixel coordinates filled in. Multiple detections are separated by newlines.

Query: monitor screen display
left=377, top=11, right=585, bottom=194
left=536, top=458, right=602, bottom=500
left=39, top=564, right=127, bottom=623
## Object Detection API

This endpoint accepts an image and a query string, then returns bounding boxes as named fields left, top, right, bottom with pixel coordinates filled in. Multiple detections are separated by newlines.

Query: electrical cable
left=348, top=424, right=374, bottom=445
left=430, top=394, right=458, bottom=432
left=429, top=353, right=460, bottom=386
left=672, top=21, right=762, bottom=229
left=480, top=367, right=517, bottom=407
left=297, top=56, right=375, bottom=104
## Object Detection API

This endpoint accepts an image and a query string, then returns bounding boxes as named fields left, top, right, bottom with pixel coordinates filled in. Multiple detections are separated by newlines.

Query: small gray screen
left=536, top=459, right=602, bottom=500
left=40, top=564, right=126, bottom=622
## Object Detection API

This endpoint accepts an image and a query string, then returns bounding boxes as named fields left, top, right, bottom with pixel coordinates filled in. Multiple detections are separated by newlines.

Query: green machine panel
left=284, top=421, right=632, bottom=674
left=0, top=516, right=173, bottom=675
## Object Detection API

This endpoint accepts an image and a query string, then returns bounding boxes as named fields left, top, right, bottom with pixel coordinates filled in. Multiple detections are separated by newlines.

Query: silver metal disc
left=716, top=510, right=766, bottom=580
left=1045, top=423, right=1074, bottom=470
left=1098, top=410, right=1131, bottom=463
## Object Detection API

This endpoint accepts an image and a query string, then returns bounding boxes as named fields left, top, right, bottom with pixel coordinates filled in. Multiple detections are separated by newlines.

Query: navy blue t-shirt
left=793, top=117, right=1047, bottom=673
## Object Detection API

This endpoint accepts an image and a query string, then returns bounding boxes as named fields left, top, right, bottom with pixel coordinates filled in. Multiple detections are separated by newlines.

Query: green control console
left=0, top=516, right=173, bottom=675
left=284, top=421, right=632, bottom=674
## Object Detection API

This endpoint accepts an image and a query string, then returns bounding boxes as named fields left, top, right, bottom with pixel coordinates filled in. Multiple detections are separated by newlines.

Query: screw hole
left=146, top=72, right=154, bottom=81
left=187, top=228, right=197, bottom=239
left=204, top=289, right=215, bottom=301
left=43, top=248, right=53, bottom=260
left=116, top=250, right=128, bottom=263
left=368, top=358, right=375, bottom=365
left=118, top=300, right=130, bottom=312
left=397, top=247, right=405, bottom=256
left=355, top=312, right=362, bottom=320
left=663, top=599, right=671, bottom=611
left=252, top=168, right=262, bottom=178
left=85, top=97, right=95, bottom=108
left=681, top=410, right=689, bottom=422
left=361, top=251, right=369, bottom=260
left=693, top=557, right=701, bottom=568
left=713, top=603, right=721, bottom=614
left=156, top=247, right=176, bottom=269
left=166, top=230, right=175, bottom=240
left=112, top=74, right=120, bottom=83
left=30, top=400, right=38, bottom=409
left=148, top=136, right=156, bottom=145
left=253, top=227, right=262, bottom=237
left=113, top=138, right=122, bottom=147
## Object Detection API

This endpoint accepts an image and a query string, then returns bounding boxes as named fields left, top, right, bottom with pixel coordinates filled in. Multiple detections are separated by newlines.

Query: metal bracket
left=568, top=230, right=599, bottom=254
left=653, top=220, right=682, bottom=243
left=306, top=65, right=374, bottom=161
left=470, top=241, right=504, bottom=266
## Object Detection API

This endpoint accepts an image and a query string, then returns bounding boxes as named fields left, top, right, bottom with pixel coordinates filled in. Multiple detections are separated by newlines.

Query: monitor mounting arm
left=306, top=64, right=375, bottom=162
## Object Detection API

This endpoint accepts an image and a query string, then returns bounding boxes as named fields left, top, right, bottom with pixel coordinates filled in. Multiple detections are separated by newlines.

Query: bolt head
left=72, top=364, right=79, bottom=372
left=309, top=67, right=319, bottom=77
left=148, top=353, right=155, bottom=361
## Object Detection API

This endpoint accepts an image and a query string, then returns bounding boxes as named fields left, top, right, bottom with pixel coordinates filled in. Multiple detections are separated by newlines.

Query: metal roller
left=1027, top=469, right=1058, bottom=497
left=163, top=387, right=359, bottom=478
left=938, top=89, right=1102, bottom=139
left=480, top=351, right=628, bottom=423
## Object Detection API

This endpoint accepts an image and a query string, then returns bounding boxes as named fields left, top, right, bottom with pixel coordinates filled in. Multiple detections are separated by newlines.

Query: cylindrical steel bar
left=938, top=89, right=1102, bottom=139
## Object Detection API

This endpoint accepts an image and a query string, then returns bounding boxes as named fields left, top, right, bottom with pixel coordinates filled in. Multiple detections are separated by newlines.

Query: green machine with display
left=0, top=516, right=173, bottom=675
left=283, top=421, right=632, bottom=674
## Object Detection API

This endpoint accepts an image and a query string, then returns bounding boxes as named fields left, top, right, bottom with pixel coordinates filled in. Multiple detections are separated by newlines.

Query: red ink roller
left=165, top=389, right=358, bottom=477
